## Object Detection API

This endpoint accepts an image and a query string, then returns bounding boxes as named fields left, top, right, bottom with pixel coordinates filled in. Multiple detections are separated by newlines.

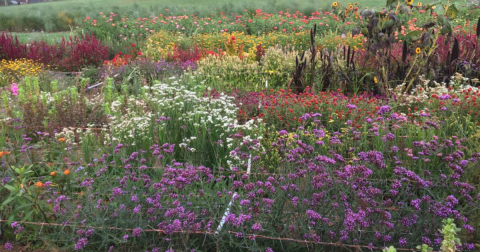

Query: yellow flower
left=374, top=76, right=378, bottom=83
left=332, top=2, right=339, bottom=7
left=415, top=47, right=421, bottom=54
left=417, top=2, right=422, bottom=7
left=406, top=0, right=414, bottom=5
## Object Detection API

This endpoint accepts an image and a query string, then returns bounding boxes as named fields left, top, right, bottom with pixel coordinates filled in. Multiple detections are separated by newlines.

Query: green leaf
left=22, top=210, right=35, bottom=222
left=446, top=4, right=459, bottom=19
left=386, top=0, right=398, bottom=7
left=441, top=23, right=453, bottom=35
left=384, top=20, right=395, bottom=29
left=4, top=184, right=15, bottom=192
left=1, top=196, right=17, bottom=207
left=406, top=30, right=423, bottom=40
left=437, top=15, right=447, bottom=26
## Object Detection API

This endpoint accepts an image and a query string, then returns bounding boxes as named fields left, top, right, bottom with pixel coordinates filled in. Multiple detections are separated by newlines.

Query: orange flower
left=415, top=47, right=421, bottom=54
left=35, top=181, right=44, bottom=188
left=0, top=151, right=10, bottom=158
left=58, top=138, right=66, bottom=142
left=64, top=169, right=70, bottom=175
left=51, top=171, right=57, bottom=176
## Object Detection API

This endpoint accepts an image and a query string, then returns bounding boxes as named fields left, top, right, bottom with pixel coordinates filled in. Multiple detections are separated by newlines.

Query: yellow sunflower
left=417, top=2, right=422, bottom=7
left=332, top=2, right=339, bottom=7
left=406, top=0, right=414, bottom=5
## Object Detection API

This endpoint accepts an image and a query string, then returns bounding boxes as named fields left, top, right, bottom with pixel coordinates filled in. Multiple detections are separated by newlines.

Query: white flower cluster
left=391, top=74, right=480, bottom=105
left=108, top=96, right=153, bottom=145
left=108, top=77, right=264, bottom=159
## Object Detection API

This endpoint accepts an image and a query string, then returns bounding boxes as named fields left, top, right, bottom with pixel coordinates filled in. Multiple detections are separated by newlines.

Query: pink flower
left=11, top=83, right=18, bottom=96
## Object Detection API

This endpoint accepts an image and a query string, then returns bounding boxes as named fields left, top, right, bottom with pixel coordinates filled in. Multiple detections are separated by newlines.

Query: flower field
left=1, top=0, right=480, bottom=251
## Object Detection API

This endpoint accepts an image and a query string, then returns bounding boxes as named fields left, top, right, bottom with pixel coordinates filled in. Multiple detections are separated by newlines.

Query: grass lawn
left=0, top=0, right=389, bottom=18
left=8, top=31, right=71, bottom=44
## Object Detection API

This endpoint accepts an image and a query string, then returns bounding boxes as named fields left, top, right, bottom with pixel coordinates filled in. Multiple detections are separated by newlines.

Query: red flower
left=131, top=43, right=136, bottom=47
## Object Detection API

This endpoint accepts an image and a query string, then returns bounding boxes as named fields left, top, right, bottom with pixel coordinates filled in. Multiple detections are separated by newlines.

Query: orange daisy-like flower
left=58, top=138, right=66, bottom=142
left=51, top=171, right=57, bottom=176
left=415, top=47, right=421, bottom=54
left=64, top=169, right=70, bottom=175
left=0, top=151, right=10, bottom=158
left=35, top=181, right=44, bottom=188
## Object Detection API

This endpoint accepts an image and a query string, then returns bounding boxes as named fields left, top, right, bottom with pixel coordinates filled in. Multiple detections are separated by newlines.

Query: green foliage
left=383, top=246, right=397, bottom=252
left=440, top=218, right=462, bottom=252
left=417, top=244, right=434, bottom=252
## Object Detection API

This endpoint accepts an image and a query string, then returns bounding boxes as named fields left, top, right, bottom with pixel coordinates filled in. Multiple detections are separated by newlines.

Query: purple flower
left=463, top=243, right=475, bottom=250
left=2, top=176, right=10, bottom=185
left=4, top=242, right=13, bottom=251
left=399, top=237, right=407, bottom=247
left=131, top=195, right=139, bottom=202
left=133, top=204, right=142, bottom=213
left=74, top=238, right=88, bottom=250
left=112, top=187, right=123, bottom=198
left=132, top=227, right=142, bottom=237
left=462, top=224, right=475, bottom=233
left=377, top=105, right=391, bottom=115
left=383, top=234, right=392, bottom=242
left=85, top=229, right=94, bottom=237
left=123, top=234, right=129, bottom=241
left=306, top=210, right=322, bottom=220
left=347, top=103, right=357, bottom=109
left=252, top=223, right=262, bottom=231
left=266, top=248, right=274, bottom=252
left=439, top=94, right=451, bottom=100
left=368, top=243, right=374, bottom=250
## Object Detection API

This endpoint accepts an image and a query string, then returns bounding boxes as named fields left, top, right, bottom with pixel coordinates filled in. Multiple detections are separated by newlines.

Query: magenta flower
left=10, top=83, right=19, bottom=96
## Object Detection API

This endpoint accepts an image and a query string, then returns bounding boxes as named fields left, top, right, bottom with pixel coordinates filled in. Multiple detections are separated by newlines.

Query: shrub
left=0, top=33, right=108, bottom=72
left=0, top=33, right=27, bottom=60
